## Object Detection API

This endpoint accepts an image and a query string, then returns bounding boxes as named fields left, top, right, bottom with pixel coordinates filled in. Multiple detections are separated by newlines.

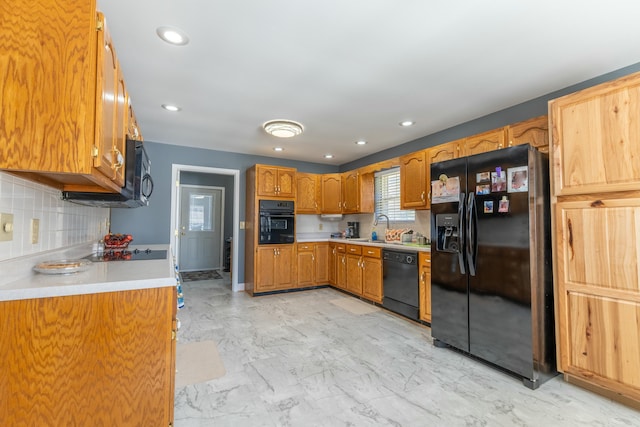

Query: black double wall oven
left=259, top=200, right=295, bottom=244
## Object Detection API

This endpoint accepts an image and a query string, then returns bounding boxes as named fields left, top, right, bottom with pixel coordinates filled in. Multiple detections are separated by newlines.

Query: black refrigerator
left=430, top=144, right=556, bottom=389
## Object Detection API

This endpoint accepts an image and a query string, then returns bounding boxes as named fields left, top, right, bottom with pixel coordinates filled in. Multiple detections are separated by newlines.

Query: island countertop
left=0, top=244, right=175, bottom=302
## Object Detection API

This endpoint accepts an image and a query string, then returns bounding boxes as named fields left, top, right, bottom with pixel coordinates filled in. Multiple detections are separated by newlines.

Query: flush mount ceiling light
left=324, top=154, right=334, bottom=159
left=263, top=120, right=304, bottom=138
left=273, top=147, right=284, bottom=152
left=162, top=104, right=181, bottom=112
left=156, top=26, right=190, bottom=46
left=355, top=140, right=367, bottom=145
left=399, top=120, right=415, bottom=127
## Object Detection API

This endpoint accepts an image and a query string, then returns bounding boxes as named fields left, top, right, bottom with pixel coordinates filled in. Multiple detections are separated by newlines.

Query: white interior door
left=178, top=185, right=224, bottom=271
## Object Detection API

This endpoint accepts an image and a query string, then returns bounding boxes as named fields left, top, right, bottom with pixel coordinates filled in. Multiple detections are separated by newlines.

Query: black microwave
left=62, top=139, right=154, bottom=208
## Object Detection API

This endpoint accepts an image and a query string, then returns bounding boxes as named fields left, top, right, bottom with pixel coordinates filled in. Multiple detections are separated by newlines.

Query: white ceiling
left=98, top=0, right=640, bottom=166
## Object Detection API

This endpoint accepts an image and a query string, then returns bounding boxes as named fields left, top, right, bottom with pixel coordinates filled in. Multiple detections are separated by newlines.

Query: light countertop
left=297, top=235, right=431, bottom=252
left=0, top=244, right=175, bottom=302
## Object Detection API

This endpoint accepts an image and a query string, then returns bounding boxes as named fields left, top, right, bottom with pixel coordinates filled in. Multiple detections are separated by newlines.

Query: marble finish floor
left=174, top=279, right=638, bottom=426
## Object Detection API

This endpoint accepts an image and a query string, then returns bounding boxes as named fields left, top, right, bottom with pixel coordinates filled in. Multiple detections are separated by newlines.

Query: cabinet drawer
left=362, top=246, right=381, bottom=258
left=419, top=252, right=431, bottom=267
left=297, top=243, right=314, bottom=252
left=336, top=244, right=346, bottom=253
left=346, top=244, right=362, bottom=255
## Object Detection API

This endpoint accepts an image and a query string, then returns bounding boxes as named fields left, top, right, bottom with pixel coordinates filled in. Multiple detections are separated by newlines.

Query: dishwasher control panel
left=382, top=250, right=417, bottom=265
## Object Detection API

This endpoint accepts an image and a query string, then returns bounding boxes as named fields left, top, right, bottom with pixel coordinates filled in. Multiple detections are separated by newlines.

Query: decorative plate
left=34, top=259, right=92, bottom=275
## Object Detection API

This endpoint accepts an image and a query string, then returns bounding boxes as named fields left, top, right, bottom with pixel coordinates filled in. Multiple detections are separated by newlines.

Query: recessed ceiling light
left=399, top=120, right=415, bottom=127
left=156, top=26, right=190, bottom=46
left=355, top=140, right=367, bottom=145
left=324, top=154, right=333, bottom=159
left=263, top=120, right=304, bottom=138
left=273, top=147, right=284, bottom=152
left=162, top=104, right=181, bottom=112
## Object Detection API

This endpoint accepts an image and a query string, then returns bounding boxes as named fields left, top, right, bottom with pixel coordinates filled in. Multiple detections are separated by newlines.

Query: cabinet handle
left=273, top=248, right=277, bottom=255
left=421, top=191, right=425, bottom=202
left=361, top=259, right=365, bottom=269
left=113, top=148, right=124, bottom=170
left=420, top=272, right=425, bottom=282
left=342, top=257, right=345, bottom=265
left=312, top=255, right=315, bottom=262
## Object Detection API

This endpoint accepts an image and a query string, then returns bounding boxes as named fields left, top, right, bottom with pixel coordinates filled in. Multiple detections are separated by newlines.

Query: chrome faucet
left=374, top=214, right=390, bottom=229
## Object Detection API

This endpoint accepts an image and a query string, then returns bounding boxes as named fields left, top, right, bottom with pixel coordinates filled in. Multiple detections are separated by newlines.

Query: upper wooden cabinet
left=550, top=71, right=640, bottom=196
left=321, top=174, right=343, bottom=213
left=426, top=139, right=461, bottom=208
left=461, top=127, right=507, bottom=156
left=400, top=151, right=428, bottom=210
left=342, top=170, right=374, bottom=214
left=256, top=165, right=296, bottom=198
left=507, top=115, right=548, bottom=152
left=0, top=4, right=139, bottom=193
left=296, top=173, right=320, bottom=213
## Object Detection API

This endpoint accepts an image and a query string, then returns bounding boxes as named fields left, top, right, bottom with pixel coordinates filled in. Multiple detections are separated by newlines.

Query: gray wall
left=111, top=61, right=640, bottom=284
left=180, top=171, right=234, bottom=241
left=340, top=61, right=640, bottom=171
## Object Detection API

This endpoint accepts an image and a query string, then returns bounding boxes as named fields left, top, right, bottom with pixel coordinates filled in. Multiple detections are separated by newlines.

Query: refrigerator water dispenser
left=435, top=214, right=460, bottom=253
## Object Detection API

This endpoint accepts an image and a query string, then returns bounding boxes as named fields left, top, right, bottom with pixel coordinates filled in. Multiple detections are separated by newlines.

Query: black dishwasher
left=382, top=249, right=419, bottom=320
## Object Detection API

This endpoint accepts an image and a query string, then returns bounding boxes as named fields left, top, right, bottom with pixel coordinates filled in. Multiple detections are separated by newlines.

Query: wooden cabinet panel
left=275, top=245, right=295, bottom=288
left=296, top=173, right=320, bottom=213
left=565, top=292, right=640, bottom=399
left=256, top=246, right=277, bottom=291
left=400, top=151, right=428, bottom=210
left=342, top=171, right=359, bottom=213
left=362, top=256, right=382, bottom=303
left=297, top=250, right=315, bottom=286
left=462, top=128, right=507, bottom=156
left=550, top=71, right=640, bottom=196
left=0, top=5, right=135, bottom=193
left=508, top=115, right=548, bottom=151
left=0, top=287, right=176, bottom=426
left=419, top=252, right=431, bottom=322
left=328, top=243, right=337, bottom=285
left=346, top=254, right=363, bottom=295
left=314, top=242, right=329, bottom=284
left=321, top=174, right=343, bottom=213
left=336, top=253, right=347, bottom=291
left=555, top=198, right=640, bottom=293
left=256, top=165, right=296, bottom=198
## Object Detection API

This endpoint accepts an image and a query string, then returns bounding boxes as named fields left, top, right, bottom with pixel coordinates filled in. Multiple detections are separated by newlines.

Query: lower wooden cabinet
left=361, top=246, right=383, bottom=303
left=335, top=243, right=347, bottom=290
left=553, top=196, right=640, bottom=403
left=418, top=252, right=431, bottom=323
left=256, top=245, right=296, bottom=292
left=297, top=242, right=329, bottom=286
left=0, top=287, right=177, bottom=426
left=328, top=242, right=337, bottom=285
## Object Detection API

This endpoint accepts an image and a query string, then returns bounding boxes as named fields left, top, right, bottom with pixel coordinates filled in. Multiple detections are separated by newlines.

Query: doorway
left=170, top=164, right=241, bottom=291
left=178, top=185, right=224, bottom=271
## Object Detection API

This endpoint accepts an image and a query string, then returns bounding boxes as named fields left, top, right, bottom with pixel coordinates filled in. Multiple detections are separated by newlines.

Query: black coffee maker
left=346, top=221, right=360, bottom=238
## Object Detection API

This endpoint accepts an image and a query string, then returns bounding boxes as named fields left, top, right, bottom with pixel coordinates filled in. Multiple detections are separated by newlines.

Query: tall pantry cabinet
left=549, top=70, right=640, bottom=406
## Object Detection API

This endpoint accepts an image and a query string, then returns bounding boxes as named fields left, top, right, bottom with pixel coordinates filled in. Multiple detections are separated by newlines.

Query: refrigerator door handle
left=466, top=192, right=477, bottom=276
left=458, top=192, right=466, bottom=274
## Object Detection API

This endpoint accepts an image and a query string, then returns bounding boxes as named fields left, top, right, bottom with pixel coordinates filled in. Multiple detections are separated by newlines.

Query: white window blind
left=374, top=168, right=415, bottom=222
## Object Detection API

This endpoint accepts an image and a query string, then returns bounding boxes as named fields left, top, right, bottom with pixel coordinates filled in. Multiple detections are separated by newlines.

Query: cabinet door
left=328, top=243, right=337, bottom=285
left=275, top=245, right=296, bottom=289
left=94, top=17, right=119, bottom=183
left=112, top=66, right=127, bottom=186
left=400, top=151, right=428, bottom=210
left=296, top=173, right=320, bottom=213
left=419, top=253, right=431, bottom=322
left=256, top=247, right=277, bottom=291
left=507, top=115, right=548, bottom=151
left=362, top=256, right=382, bottom=303
left=554, top=197, right=640, bottom=383
left=321, top=174, right=343, bottom=213
left=346, top=254, right=363, bottom=295
left=314, top=242, right=329, bottom=284
left=297, top=246, right=314, bottom=286
left=427, top=139, right=461, bottom=208
left=256, top=166, right=279, bottom=196
left=550, top=71, right=640, bottom=196
left=462, top=127, right=507, bottom=156
left=336, top=254, right=347, bottom=290
left=342, top=171, right=359, bottom=213
left=276, top=168, right=296, bottom=198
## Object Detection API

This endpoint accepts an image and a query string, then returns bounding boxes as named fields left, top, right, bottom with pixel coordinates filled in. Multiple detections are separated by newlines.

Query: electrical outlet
left=240, top=221, right=245, bottom=230
left=31, top=218, right=40, bottom=244
left=0, top=213, right=14, bottom=242
left=318, top=223, right=323, bottom=230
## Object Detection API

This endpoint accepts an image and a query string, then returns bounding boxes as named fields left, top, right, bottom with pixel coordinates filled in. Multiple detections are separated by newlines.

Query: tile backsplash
left=0, top=172, right=110, bottom=261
